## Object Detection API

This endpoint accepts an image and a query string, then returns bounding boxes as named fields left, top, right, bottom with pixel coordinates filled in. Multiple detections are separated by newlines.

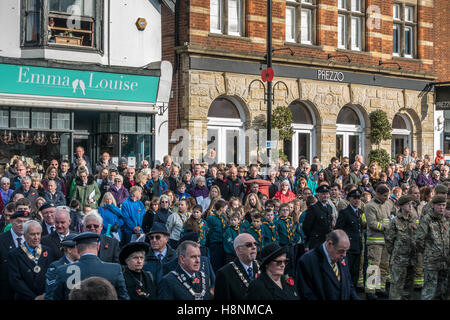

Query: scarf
left=210, top=210, right=226, bottom=230
left=279, top=216, right=295, bottom=242
left=263, top=221, right=277, bottom=242
left=250, top=225, right=263, bottom=251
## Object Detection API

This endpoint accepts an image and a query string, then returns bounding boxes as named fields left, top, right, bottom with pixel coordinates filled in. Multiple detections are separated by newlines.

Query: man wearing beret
left=44, top=234, right=80, bottom=300
left=303, top=185, right=334, bottom=250
left=8, top=219, right=54, bottom=300
left=0, top=210, right=30, bottom=299
left=385, top=195, right=417, bottom=300
left=415, top=195, right=450, bottom=300
left=335, top=190, right=363, bottom=288
left=51, top=232, right=129, bottom=300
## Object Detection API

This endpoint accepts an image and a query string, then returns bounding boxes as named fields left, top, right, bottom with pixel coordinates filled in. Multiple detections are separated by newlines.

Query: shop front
left=0, top=57, right=161, bottom=171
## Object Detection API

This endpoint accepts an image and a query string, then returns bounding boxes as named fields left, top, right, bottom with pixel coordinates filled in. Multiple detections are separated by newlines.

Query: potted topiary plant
left=368, top=110, right=392, bottom=169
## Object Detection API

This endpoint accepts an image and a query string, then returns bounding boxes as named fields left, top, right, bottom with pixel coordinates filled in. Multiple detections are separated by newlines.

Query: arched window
left=392, top=114, right=412, bottom=157
left=336, top=105, right=365, bottom=163
left=207, top=97, right=245, bottom=165
left=283, top=101, right=316, bottom=166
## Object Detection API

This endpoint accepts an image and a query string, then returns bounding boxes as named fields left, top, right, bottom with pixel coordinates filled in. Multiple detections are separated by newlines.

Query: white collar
left=322, top=243, right=333, bottom=266
left=155, top=246, right=167, bottom=257
left=180, top=266, right=195, bottom=278
left=10, top=228, right=22, bottom=240
left=238, top=259, right=253, bottom=272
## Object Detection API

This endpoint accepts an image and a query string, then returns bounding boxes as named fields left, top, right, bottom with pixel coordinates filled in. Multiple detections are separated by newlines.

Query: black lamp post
left=266, top=0, right=273, bottom=161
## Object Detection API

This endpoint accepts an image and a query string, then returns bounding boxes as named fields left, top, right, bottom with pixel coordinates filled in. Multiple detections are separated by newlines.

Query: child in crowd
left=207, top=199, right=228, bottom=272
left=245, top=212, right=264, bottom=256
left=262, top=207, right=278, bottom=245
left=69, top=199, right=83, bottom=233
left=273, top=198, right=281, bottom=218
left=223, top=212, right=241, bottom=263
left=176, top=182, right=191, bottom=201
left=166, top=198, right=190, bottom=249
left=183, top=204, right=208, bottom=257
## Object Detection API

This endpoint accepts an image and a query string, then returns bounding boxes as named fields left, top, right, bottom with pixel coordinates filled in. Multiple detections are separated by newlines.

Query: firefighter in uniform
left=364, top=184, right=391, bottom=300
left=408, top=185, right=424, bottom=289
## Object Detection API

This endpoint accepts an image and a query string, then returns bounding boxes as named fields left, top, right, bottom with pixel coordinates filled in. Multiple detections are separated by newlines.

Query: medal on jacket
left=21, top=244, right=42, bottom=273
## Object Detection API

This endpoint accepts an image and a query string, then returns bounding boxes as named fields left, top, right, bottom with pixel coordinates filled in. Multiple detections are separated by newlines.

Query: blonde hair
left=99, top=192, right=117, bottom=207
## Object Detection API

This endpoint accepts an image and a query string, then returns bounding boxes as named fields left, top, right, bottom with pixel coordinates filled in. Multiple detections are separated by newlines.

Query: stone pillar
left=316, top=123, right=337, bottom=165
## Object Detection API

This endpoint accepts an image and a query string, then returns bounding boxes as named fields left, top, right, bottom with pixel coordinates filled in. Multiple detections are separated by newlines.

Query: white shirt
left=10, top=229, right=24, bottom=248
left=45, top=222, right=55, bottom=234
left=180, top=265, right=195, bottom=278
left=322, top=243, right=334, bottom=267
left=154, top=247, right=167, bottom=260
left=239, top=259, right=253, bottom=275
left=58, top=231, right=70, bottom=241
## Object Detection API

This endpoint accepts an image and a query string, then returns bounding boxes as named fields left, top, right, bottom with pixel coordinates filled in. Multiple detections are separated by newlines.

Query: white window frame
left=393, top=3, right=416, bottom=58
left=393, top=24, right=400, bottom=56
left=210, top=0, right=223, bottom=33
left=227, top=0, right=242, bottom=36
left=391, top=114, right=412, bottom=156
left=286, top=5, right=296, bottom=42
left=404, top=25, right=413, bottom=58
left=210, top=0, right=243, bottom=36
left=338, top=14, right=347, bottom=49
left=336, top=107, right=365, bottom=160
left=338, top=0, right=364, bottom=51
left=286, top=0, right=316, bottom=45
left=351, top=16, right=362, bottom=50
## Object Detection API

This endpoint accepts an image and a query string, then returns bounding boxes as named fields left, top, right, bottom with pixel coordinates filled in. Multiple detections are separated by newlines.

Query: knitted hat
left=432, top=195, right=447, bottom=204
left=435, top=184, right=448, bottom=195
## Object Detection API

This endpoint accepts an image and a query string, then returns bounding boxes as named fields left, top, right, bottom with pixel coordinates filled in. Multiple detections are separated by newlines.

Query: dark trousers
left=347, top=252, right=361, bottom=288
left=210, top=242, right=225, bottom=273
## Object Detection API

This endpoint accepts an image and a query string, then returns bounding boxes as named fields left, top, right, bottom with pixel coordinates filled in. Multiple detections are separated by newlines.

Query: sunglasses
left=150, top=235, right=162, bottom=240
left=240, top=242, right=257, bottom=248
left=86, top=224, right=100, bottom=229
left=272, top=259, right=290, bottom=266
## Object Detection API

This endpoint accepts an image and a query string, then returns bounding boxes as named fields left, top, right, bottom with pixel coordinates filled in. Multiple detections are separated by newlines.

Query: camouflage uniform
left=364, top=198, right=391, bottom=294
left=415, top=207, right=450, bottom=300
left=411, top=200, right=424, bottom=289
left=385, top=210, right=417, bottom=300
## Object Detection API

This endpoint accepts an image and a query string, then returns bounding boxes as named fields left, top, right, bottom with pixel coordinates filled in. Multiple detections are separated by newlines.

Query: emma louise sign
left=0, top=64, right=160, bottom=103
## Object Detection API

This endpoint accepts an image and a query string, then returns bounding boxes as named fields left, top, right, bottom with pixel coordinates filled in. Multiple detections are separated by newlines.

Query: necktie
left=158, top=254, right=163, bottom=262
left=247, top=267, right=254, bottom=280
left=332, top=263, right=340, bottom=282
left=50, top=226, right=55, bottom=233
left=16, top=237, right=22, bottom=247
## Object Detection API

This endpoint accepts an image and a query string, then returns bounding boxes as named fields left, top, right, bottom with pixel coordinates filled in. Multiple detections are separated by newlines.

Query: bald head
left=325, top=230, right=350, bottom=263
left=234, top=233, right=257, bottom=265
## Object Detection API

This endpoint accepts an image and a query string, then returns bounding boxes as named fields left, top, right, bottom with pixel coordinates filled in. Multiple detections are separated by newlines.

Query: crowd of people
left=1, top=145, right=450, bottom=300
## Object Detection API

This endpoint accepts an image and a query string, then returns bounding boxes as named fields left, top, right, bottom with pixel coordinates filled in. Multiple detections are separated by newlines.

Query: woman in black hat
left=119, top=242, right=157, bottom=300
left=245, top=243, right=299, bottom=300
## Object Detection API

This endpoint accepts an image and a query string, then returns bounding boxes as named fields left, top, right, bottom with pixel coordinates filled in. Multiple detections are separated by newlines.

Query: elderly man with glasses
left=82, top=212, right=120, bottom=263
left=214, top=233, right=259, bottom=300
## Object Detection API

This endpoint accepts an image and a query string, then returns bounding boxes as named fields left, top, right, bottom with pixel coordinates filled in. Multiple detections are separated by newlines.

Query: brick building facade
left=163, top=0, right=437, bottom=166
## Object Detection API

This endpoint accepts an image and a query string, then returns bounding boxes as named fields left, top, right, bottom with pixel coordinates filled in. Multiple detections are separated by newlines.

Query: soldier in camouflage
left=385, top=195, right=417, bottom=300
left=415, top=194, right=450, bottom=300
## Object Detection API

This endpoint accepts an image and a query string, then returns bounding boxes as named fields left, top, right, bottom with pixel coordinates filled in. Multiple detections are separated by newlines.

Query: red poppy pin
left=285, top=275, right=295, bottom=286
left=254, top=273, right=259, bottom=279
left=341, top=260, right=346, bottom=267
left=444, top=225, right=448, bottom=230
left=24, top=211, right=29, bottom=217
left=43, top=251, right=48, bottom=258
left=104, top=244, right=109, bottom=249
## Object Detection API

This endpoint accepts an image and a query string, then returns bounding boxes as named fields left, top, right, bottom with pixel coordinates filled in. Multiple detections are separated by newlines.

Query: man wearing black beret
left=335, top=190, right=363, bottom=288
left=303, top=185, right=334, bottom=250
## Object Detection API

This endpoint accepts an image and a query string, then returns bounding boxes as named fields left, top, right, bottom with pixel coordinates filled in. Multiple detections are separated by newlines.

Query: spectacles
left=86, top=224, right=100, bottom=229
left=240, top=242, right=257, bottom=248
left=150, top=235, right=162, bottom=240
left=272, top=259, right=290, bottom=266
left=161, top=201, right=169, bottom=203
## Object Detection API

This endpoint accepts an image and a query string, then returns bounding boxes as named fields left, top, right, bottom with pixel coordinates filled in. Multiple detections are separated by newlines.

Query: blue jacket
left=98, top=205, right=124, bottom=240
left=146, top=178, right=168, bottom=197
left=44, top=255, right=71, bottom=300
left=143, top=246, right=177, bottom=284
left=43, top=190, right=66, bottom=207
left=121, top=197, right=145, bottom=235
left=296, top=244, right=359, bottom=300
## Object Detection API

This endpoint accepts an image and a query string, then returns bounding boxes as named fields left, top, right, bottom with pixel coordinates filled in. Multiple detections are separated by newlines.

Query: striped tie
left=332, top=263, right=340, bottom=282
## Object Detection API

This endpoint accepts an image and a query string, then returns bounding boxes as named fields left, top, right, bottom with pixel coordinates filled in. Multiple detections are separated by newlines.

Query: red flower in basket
left=43, top=251, right=48, bottom=258
left=193, top=277, right=200, bottom=284
left=104, top=244, right=109, bottom=249
left=285, top=276, right=295, bottom=286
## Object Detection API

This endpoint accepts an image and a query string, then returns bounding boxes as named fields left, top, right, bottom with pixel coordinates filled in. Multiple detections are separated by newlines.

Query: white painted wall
left=435, top=108, right=445, bottom=157
left=0, top=0, right=22, bottom=58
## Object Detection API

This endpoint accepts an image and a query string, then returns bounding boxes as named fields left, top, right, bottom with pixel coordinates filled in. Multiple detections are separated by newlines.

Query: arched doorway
left=391, top=114, right=412, bottom=157
left=207, top=97, right=246, bottom=164
left=336, top=106, right=365, bottom=162
left=283, top=101, right=315, bottom=167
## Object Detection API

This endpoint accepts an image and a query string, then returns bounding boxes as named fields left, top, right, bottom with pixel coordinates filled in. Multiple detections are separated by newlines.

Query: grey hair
left=55, top=207, right=71, bottom=220
left=159, top=194, right=171, bottom=206
left=326, top=229, right=349, bottom=246
left=0, top=177, right=10, bottom=184
left=125, top=251, right=146, bottom=264
left=233, top=233, right=256, bottom=250
left=129, top=185, right=142, bottom=197
left=21, top=176, right=32, bottom=183
left=83, top=211, right=103, bottom=226
left=177, top=240, right=200, bottom=257
left=23, top=220, right=42, bottom=235
left=114, top=174, right=123, bottom=183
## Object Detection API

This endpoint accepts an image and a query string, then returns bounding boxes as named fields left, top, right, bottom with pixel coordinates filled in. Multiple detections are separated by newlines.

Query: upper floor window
left=393, top=3, right=416, bottom=58
left=210, top=0, right=244, bottom=36
left=285, top=0, right=316, bottom=45
left=338, top=0, right=364, bottom=51
left=23, top=0, right=100, bottom=49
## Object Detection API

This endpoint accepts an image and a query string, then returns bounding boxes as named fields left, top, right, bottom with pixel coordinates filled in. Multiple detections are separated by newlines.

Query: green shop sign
left=0, top=64, right=160, bottom=103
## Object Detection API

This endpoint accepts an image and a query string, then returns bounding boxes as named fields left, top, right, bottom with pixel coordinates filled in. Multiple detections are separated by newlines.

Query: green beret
left=432, top=195, right=447, bottom=204
left=435, top=184, right=448, bottom=195
left=397, top=195, right=414, bottom=206
left=446, top=200, right=450, bottom=210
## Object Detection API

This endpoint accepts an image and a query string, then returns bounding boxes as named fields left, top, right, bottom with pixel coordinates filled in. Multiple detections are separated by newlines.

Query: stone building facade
left=163, top=0, right=437, bottom=166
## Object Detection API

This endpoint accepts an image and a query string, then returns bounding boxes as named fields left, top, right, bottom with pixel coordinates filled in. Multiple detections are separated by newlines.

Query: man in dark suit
left=40, top=203, right=56, bottom=237
left=82, top=212, right=120, bottom=263
left=123, top=167, right=136, bottom=191
left=303, top=185, right=333, bottom=250
left=44, top=234, right=80, bottom=300
left=51, top=232, right=129, bottom=300
left=335, top=190, right=363, bottom=288
left=11, top=176, right=39, bottom=207
left=143, top=222, right=176, bottom=283
left=158, top=240, right=211, bottom=300
left=8, top=219, right=54, bottom=300
left=0, top=210, right=30, bottom=300
left=41, top=207, right=76, bottom=261
left=214, top=233, right=259, bottom=300
left=296, top=229, right=359, bottom=300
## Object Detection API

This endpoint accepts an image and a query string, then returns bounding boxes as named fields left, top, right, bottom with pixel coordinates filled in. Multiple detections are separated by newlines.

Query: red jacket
left=274, top=190, right=296, bottom=203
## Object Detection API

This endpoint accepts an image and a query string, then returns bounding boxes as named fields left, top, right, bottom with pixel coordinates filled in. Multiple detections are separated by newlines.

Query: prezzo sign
left=0, top=64, right=160, bottom=103
left=317, top=69, right=345, bottom=82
